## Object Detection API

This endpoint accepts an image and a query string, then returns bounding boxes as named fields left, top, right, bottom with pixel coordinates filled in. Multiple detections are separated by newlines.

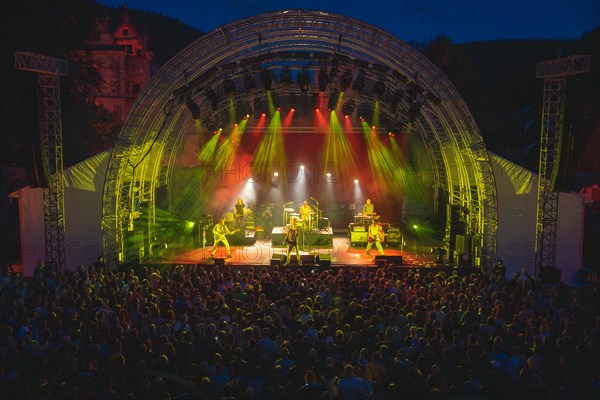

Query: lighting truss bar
left=534, top=55, right=589, bottom=275
left=15, top=52, right=68, bottom=269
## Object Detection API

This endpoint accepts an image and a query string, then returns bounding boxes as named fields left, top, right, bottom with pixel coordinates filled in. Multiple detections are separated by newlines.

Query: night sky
left=97, top=0, right=599, bottom=43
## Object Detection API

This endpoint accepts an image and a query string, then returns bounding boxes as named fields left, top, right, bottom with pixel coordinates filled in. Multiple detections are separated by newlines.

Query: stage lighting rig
left=339, top=70, right=353, bottom=92
left=223, top=78, right=236, bottom=98
left=341, top=99, right=355, bottom=116
left=205, top=88, right=219, bottom=111
left=372, top=79, right=386, bottom=99
left=244, top=72, right=256, bottom=92
left=352, top=72, right=365, bottom=94
left=296, top=69, right=311, bottom=93
left=280, top=67, right=291, bottom=88
left=390, top=91, right=403, bottom=114
left=260, top=69, right=273, bottom=91
left=408, top=102, right=422, bottom=122
left=318, top=67, right=330, bottom=92
left=327, top=91, right=338, bottom=112
left=185, top=98, right=201, bottom=120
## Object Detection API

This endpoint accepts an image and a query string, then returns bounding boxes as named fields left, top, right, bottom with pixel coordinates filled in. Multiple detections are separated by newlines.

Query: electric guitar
left=368, top=228, right=384, bottom=243
left=214, top=228, right=240, bottom=242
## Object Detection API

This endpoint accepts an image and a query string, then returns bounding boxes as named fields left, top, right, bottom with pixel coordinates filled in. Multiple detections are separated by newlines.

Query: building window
left=133, top=84, right=140, bottom=94
left=123, top=29, right=129, bottom=37
left=127, top=45, right=133, bottom=54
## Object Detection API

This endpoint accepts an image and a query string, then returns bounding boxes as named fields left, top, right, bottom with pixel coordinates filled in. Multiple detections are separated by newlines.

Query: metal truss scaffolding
left=102, top=10, right=498, bottom=267
left=534, top=55, right=590, bottom=275
left=15, top=52, right=68, bottom=269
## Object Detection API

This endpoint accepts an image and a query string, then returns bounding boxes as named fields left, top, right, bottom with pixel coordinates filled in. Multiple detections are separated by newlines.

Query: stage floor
left=162, top=233, right=441, bottom=268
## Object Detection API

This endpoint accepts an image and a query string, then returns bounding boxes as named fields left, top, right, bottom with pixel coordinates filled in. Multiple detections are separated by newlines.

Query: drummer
left=363, top=198, right=375, bottom=216
left=299, top=200, right=313, bottom=229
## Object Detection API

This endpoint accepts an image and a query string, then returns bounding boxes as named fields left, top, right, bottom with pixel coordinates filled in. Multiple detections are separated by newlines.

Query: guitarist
left=284, top=218, right=302, bottom=266
left=211, top=218, right=238, bottom=258
left=365, top=218, right=385, bottom=256
left=233, top=197, right=246, bottom=233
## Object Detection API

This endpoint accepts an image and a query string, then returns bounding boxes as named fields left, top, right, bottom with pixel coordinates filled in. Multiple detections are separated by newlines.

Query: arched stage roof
left=102, top=9, right=498, bottom=267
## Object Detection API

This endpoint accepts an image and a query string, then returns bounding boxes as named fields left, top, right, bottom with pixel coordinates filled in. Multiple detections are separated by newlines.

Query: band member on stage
left=211, top=218, right=235, bottom=258
left=233, top=197, right=246, bottom=233
left=363, top=198, right=375, bottom=216
left=365, top=218, right=385, bottom=256
left=262, top=208, right=273, bottom=239
left=299, top=200, right=312, bottom=229
left=284, top=218, right=301, bottom=266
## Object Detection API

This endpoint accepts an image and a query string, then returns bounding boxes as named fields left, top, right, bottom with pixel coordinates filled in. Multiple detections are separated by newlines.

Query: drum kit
left=283, top=202, right=323, bottom=231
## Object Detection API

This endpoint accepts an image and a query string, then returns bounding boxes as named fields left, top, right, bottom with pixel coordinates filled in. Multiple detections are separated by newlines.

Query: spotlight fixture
left=260, top=69, right=273, bottom=91
left=318, top=68, right=329, bottom=92
left=300, top=165, right=305, bottom=170
left=244, top=73, right=256, bottom=92
left=327, top=91, right=338, bottom=112
left=297, top=69, right=311, bottom=93
left=203, top=118, right=216, bottom=133
left=206, top=89, right=219, bottom=111
left=352, top=71, right=365, bottom=94
left=341, top=99, right=355, bottom=116
left=248, top=178, right=254, bottom=183
left=339, top=70, right=353, bottom=91
left=326, top=172, right=332, bottom=178
left=354, top=179, right=359, bottom=184
left=372, top=80, right=386, bottom=99
left=223, top=78, right=236, bottom=98
left=273, top=172, right=279, bottom=177
left=280, top=67, right=291, bottom=88
left=390, top=91, right=403, bottom=114
left=185, top=98, right=201, bottom=120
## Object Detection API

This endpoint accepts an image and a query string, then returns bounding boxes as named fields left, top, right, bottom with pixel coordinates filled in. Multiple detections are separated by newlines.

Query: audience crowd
left=1, top=261, right=599, bottom=399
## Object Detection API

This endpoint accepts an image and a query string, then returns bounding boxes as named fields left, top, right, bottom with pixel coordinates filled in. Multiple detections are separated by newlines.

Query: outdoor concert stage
left=159, top=231, right=464, bottom=271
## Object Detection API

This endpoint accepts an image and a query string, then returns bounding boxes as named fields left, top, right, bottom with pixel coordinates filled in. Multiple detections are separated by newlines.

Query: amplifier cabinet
left=350, top=231, right=368, bottom=245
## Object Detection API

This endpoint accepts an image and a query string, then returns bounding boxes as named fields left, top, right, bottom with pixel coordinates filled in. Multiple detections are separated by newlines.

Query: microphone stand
left=311, top=198, right=319, bottom=231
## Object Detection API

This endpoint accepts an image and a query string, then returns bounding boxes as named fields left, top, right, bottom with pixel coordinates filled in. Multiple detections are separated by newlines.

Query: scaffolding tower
left=534, top=54, right=589, bottom=276
left=14, top=52, right=68, bottom=269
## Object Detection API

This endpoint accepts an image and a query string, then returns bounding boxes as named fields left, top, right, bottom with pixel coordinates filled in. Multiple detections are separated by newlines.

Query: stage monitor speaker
left=270, top=253, right=286, bottom=266
left=214, top=258, right=225, bottom=267
left=301, top=254, right=316, bottom=265
left=315, top=254, right=332, bottom=268
left=455, top=235, right=472, bottom=254
left=540, top=266, right=561, bottom=284
left=375, top=255, right=403, bottom=266
left=318, top=218, right=330, bottom=229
